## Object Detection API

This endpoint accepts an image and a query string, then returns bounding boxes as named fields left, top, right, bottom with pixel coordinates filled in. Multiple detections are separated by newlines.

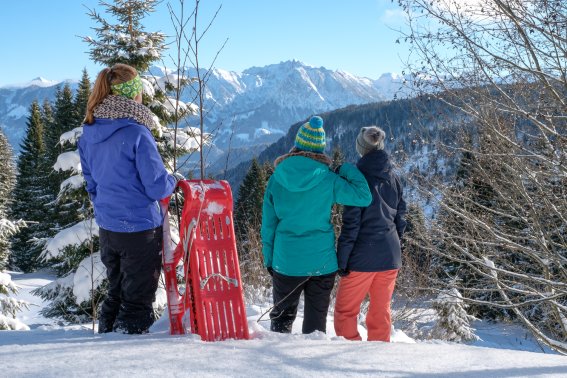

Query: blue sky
left=0, top=0, right=409, bottom=86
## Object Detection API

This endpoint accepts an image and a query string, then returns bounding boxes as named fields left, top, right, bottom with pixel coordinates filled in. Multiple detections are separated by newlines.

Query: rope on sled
left=200, top=273, right=239, bottom=289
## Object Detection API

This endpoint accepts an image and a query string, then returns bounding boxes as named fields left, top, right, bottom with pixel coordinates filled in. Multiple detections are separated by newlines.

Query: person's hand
left=337, top=268, right=350, bottom=277
left=267, top=267, right=274, bottom=277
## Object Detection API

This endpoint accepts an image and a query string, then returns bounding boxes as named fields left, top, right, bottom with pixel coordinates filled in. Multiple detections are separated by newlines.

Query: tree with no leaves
left=397, top=0, right=567, bottom=353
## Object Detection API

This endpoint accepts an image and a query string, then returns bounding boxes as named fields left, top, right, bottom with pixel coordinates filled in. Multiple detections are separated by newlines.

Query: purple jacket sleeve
left=78, top=141, right=97, bottom=202
left=135, top=128, right=176, bottom=201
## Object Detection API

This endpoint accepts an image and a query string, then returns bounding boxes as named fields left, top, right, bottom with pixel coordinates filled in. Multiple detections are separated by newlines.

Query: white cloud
left=380, top=7, right=407, bottom=27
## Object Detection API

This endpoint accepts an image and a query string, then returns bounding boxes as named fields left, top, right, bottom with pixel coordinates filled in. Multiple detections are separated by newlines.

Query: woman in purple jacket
left=79, top=63, right=177, bottom=334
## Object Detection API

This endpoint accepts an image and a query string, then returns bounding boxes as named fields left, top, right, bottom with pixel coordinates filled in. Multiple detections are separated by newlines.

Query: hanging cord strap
left=200, top=273, right=239, bottom=289
left=182, top=181, right=207, bottom=314
left=256, top=257, right=334, bottom=323
left=256, top=276, right=310, bottom=323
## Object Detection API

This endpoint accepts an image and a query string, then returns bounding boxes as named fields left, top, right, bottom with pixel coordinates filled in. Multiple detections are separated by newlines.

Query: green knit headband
left=111, top=75, right=143, bottom=99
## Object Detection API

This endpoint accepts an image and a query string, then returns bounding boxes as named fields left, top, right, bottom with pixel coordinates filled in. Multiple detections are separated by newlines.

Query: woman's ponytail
left=84, top=68, right=112, bottom=124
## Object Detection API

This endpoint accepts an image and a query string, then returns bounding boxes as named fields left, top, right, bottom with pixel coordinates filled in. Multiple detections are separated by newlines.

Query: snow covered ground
left=2, top=271, right=566, bottom=377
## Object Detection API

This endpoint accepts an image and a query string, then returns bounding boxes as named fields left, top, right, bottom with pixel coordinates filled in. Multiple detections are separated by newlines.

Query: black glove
left=337, top=268, right=350, bottom=277
left=267, top=267, right=274, bottom=277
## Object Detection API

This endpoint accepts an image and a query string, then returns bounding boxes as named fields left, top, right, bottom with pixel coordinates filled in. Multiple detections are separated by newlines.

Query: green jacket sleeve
left=260, top=178, right=278, bottom=268
left=333, top=163, right=372, bottom=207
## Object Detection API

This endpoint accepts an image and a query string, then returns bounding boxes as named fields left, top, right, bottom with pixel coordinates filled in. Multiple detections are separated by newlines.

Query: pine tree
left=37, top=99, right=60, bottom=254
left=34, top=72, right=103, bottom=320
left=36, top=1, right=169, bottom=323
left=41, top=99, right=55, bottom=135
left=35, top=1, right=203, bottom=324
left=84, top=0, right=165, bottom=73
left=40, top=99, right=56, bottom=179
left=74, top=69, right=92, bottom=126
left=234, top=159, right=272, bottom=299
left=430, top=288, right=478, bottom=342
left=9, top=102, right=51, bottom=272
left=83, top=0, right=198, bottom=171
left=45, top=84, right=84, bottom=229
left=0, top=129, right=16, bottom=269
left=45, top=84, right=77, bottom=202
left=1, top=222, right=29, bottom=330
left=234, top=159, right=266, bottom=252
left=0, top=136, right=28, bottom=327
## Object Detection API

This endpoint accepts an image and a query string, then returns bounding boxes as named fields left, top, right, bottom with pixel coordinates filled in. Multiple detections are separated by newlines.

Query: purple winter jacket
left=78, top=117, right=175, bottom=233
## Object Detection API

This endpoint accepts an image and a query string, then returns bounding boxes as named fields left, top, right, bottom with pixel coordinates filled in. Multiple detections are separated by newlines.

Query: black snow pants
left=98, top=226, right=163, bottom=334
left=270, top=271, right=336, bottom=334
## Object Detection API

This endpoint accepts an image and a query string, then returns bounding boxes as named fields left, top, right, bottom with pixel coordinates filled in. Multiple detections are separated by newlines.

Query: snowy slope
left=2, top=329, right=566, bottom=377
left=2, top=272, right=565, bottom=378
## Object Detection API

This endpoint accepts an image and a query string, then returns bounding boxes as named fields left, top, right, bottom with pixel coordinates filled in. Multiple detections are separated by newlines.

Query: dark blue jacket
left=78, top=118, right=175, bottom=233
left=337, top=149, right=407, bottom=272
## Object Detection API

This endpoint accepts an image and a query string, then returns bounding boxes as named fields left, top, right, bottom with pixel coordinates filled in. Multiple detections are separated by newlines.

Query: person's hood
left=357, top=149, right=392, bottom=180
left=81, top=118, right=135, bottom=144
left=273, top=151, right=332, bottom=192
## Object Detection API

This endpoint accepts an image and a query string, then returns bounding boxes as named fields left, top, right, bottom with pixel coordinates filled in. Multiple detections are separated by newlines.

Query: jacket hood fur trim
left=274, top=149, right=332, bottom=167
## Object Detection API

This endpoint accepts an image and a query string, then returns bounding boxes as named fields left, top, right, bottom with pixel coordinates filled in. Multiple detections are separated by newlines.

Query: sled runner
left=161, top=180, right=249, bottom=341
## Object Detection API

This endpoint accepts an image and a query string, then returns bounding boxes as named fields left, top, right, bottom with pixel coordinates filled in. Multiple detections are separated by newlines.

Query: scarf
left=93, top=95, right=158, bottom=130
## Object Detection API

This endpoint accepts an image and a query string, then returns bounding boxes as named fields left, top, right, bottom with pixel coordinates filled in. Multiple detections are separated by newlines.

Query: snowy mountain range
left=168, top=60, right=406, bottom=148
left=0, top=61, right=408, bottom=160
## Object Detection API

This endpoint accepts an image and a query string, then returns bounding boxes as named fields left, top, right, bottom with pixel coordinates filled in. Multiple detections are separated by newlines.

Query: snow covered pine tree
left=9, top=101, right=52, bottom=272
left=431, top=288, right=478, bottom=343
left=34, top=0, right=205, bottom=326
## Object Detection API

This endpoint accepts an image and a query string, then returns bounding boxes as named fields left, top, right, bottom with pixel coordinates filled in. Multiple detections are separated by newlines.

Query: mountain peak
left=0, top=77, right=60, bottom=89
left=27, top=77, right=59, bottom=87
left=30, top=76, right=50, bottom=82
left=378, top=72, right=403, bottom=81
left=243, top=60, right=316, bottom=74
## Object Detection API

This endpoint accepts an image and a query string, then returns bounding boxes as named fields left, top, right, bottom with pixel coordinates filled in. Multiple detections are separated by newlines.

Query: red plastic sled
left=161, top=179, right=249, bottom=341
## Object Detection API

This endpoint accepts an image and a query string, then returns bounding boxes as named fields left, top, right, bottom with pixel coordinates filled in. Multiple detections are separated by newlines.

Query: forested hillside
left=223, top=94, right=462, bottom=192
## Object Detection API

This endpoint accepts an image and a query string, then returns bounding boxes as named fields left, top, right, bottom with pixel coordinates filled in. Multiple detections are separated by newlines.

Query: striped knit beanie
left=294, top=116, right=326, bottom=153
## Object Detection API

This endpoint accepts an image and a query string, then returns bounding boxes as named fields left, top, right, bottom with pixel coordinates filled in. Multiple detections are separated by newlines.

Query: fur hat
left=356, top=126, right=385, bottom=156
left=294, top=116, right=326, bottom=153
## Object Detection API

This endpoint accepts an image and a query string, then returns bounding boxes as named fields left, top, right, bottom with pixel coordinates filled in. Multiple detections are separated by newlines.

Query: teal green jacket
left=261, top=152, right=372, bottom=276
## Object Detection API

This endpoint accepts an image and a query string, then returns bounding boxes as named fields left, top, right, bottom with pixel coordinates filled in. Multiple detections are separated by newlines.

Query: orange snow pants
left=334, top=269, right=398, bottom=342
